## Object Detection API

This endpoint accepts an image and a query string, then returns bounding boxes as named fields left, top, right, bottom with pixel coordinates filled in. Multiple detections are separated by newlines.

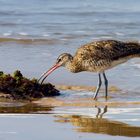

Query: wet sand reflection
left=0, top=104, right=53, bottom=113
left=55, top=105, right=140, bottom=137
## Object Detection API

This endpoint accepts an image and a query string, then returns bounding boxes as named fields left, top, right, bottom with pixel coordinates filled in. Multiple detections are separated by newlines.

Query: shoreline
left=55, top=84, right=121, bottom=92
left=33, top=97, right=140, bottom=108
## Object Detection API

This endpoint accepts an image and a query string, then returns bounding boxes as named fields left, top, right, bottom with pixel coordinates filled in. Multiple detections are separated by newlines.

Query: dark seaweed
left=0, top=70, right=60, bottom=100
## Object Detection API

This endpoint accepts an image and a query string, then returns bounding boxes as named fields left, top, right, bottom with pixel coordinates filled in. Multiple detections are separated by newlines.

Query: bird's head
left=56, top=53, right=73, bottom=67
left=38, top=53, right=73, bottom=84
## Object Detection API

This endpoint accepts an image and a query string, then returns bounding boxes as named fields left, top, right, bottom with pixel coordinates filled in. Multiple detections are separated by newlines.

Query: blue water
left=0, top=0, right=139, bottom=90
left=0, top=0, right=140, bottom=38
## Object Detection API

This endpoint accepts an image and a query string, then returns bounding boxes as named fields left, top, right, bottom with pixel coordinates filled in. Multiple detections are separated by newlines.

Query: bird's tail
left=126, top=41, right=140, bottom=58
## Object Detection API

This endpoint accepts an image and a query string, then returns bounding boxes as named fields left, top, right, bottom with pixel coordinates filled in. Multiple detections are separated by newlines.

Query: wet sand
left=0, top=86, right=140, bottom=140
left=33, top=85, right=140, bottom=107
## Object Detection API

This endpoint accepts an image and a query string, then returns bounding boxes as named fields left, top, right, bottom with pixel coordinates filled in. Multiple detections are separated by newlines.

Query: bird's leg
left=94, top=73, right=102, bottom=100
left=102, top=72, right=108, bottom=99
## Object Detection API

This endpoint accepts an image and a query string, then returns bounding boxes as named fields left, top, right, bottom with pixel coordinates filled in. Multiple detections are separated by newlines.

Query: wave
left=0, top=37, right=60, bottom=45
left=133, top=63, right=140, bottom=69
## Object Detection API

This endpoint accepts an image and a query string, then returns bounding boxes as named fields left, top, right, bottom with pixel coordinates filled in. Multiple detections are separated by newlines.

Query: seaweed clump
left=0, top=70, right=60, bottom=100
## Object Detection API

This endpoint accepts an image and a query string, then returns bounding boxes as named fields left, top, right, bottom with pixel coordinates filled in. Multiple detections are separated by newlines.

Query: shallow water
left=0, top=101, right=140, bottom=140
left=0, top=114, right=140, bottom=140
left=0, top=0, right=140, bottom=140
left=0, top=90, right=140, bottom=140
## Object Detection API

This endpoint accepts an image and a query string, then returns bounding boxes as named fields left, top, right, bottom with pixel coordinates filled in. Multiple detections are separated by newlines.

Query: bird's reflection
left=55, top=105, right=140, bottom=137
left=95, top=105, right=108, bottom=118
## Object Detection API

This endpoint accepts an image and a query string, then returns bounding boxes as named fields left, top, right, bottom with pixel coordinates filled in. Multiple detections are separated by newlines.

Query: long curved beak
left=38, top=63, right=60, bottom=85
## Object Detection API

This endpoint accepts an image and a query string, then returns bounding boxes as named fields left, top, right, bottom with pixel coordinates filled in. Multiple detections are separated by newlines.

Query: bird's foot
left=93, top=96, right=98, bottom=101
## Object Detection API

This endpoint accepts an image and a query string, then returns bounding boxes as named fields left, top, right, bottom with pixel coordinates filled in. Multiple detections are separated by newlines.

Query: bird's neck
left=65, top=58, right=81, bottom=73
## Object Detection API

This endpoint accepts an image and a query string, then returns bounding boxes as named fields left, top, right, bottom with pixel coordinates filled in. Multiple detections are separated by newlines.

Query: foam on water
left=134, top=64, right=140, bottom=69
left=18, top=32, right=28, bottom=36
left=42, top=34, right=50, bottom=37
left=114, top=32, right=125, bottom=36
left=3, top=32, right=12, bottom=36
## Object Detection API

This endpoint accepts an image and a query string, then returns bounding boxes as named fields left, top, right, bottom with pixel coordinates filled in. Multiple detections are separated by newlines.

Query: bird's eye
left=57, top=58, right=61, bottom=62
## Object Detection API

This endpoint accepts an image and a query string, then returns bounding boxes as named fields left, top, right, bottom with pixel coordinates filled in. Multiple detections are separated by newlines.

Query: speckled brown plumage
left=69, top=40, right=140, bottom=73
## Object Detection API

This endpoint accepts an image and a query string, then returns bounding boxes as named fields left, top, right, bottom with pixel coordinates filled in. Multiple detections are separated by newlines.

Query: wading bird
left=38, top=40, right=140, bottom=99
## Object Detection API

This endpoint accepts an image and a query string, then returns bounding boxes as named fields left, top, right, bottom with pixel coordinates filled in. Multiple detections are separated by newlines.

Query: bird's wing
left=75, top=40, right=140, bottom=62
